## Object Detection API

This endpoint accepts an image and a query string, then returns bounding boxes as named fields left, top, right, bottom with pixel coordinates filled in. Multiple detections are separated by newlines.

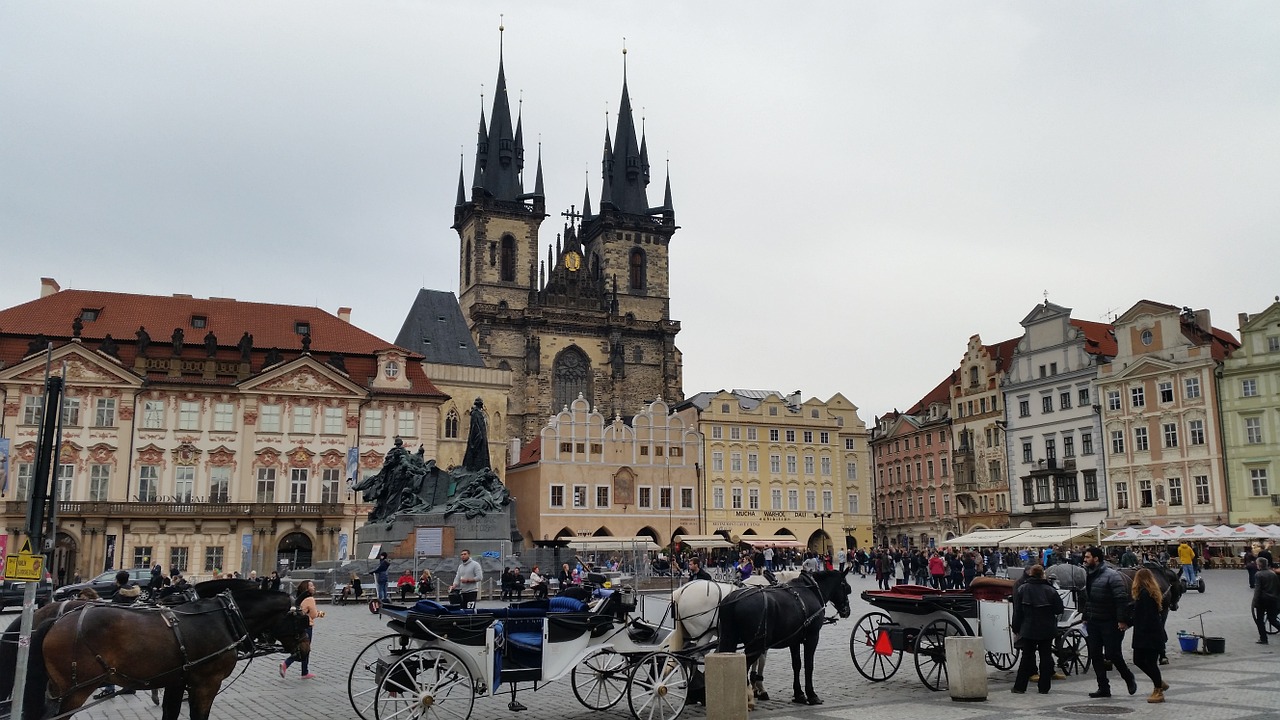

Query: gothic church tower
left=453, top=39, right=682, bottom=442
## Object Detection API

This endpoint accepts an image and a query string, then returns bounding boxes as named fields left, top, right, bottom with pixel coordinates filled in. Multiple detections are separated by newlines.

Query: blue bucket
left=1178, top=635, right=1199, bottom=653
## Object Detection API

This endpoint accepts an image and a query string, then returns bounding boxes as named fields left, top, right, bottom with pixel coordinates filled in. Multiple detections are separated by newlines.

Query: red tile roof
left=907, top=371, right=957, bottom=415
left=0, top=286, right=444, bottom=397
left=1069, top=319, right=1118, bottom=357
left=983, top=337, right=1020, bottom=372
left=509, top=438, right=542, bottom=469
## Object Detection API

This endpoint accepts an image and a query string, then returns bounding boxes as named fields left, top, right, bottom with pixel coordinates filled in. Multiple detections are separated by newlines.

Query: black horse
left=716, top=569, right=852, bottom=706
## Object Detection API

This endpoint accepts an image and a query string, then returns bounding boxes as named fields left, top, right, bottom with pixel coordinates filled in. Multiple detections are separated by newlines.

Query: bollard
left=705, top=652, right=749, bottom=720
left=945, top=635, right=988, bottom=702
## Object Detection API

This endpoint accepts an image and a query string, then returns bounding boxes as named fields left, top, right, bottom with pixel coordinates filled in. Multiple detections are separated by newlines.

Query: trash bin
left=1203, top=636, right=1226, bottom=654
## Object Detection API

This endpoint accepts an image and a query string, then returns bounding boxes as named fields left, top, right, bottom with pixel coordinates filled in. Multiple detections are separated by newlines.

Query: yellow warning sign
left=4, top=538, right=44, bottom=581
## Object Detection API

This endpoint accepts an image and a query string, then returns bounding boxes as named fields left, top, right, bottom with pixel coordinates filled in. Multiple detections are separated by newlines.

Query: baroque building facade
left=1096, top=300, right=1239, bottom=527
left=0, top=279, right=466, bottom=582
left=871, top=375, right=955, bottom=548
left=676, top=390, right=873, bottom=552
left=949, top=335, right=1018, bottom=533
left=1220, top=298, right=1280, bottom=523
left=1002, top=302, right=1115, bottom=529
left=504, top=397, right=701, bottom=545
left=452, top=45, right=682, bottom=443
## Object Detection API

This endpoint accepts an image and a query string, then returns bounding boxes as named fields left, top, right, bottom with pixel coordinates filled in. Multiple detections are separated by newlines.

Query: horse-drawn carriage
left=848, top=576, right=1090, bottom=691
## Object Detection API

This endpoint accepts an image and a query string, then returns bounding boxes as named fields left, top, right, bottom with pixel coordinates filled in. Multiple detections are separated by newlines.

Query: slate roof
left=394, top=290, right=485, bottom=367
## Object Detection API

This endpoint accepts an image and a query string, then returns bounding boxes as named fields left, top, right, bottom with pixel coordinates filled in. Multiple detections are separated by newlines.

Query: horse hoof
left=756, top=692, right=769, bottom=702
left=792, top=696, right=807, bottom=704
left=807, top=696, right=823, bottom=706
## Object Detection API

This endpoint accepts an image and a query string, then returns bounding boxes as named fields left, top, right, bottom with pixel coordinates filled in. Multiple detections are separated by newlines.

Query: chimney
left=337, top=307, right=352, bottom=323
left=1239, top=312, right=1250, bottom=330
left=40, top=277, right=60, bottom=298
left=509, top=438, right=522, bottom=466
left=1193, top=309, right=1211, bottom=334
left=787, top=390, right=802, bottom=408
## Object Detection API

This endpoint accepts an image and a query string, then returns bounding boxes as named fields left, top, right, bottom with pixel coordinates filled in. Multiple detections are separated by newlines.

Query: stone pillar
left=705, top=652, right=748, bottom=720
left=945, top=636, right=988, bottom=701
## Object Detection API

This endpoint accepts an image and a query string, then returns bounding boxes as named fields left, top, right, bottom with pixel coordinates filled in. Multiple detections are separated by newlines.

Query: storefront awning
left=557, top=537, right=663, bottom=552
left=741, top=535, right=804, bottom=548
left=673, top=535, right=734, bottom=549
left=996, top=526, right=1101, bottom=548
left=942, top=529, right=1029, bottom=547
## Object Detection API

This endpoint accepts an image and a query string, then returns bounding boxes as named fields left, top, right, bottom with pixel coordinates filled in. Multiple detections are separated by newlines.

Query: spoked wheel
left=627, top=651, right=690, bottom=720
left=1254, top=608, right=1280, bottom=636
left=349, top=633, right=420, bottom=720
left=913, top=618, right=964, bottom=691
left=986, top=649, right=1019, bottom=671
left=849, top=611, right=902, bottom=681
left=374, top=647, right=475, bottom=720
left=572, top=648, right=629, bottom=710
left=1055, top=628, right=1091, bottom=676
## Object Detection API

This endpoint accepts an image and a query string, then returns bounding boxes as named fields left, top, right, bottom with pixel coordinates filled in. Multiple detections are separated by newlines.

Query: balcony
left=953, top=477, right=978, bottom=494
left=3, top=500, right=347, bottom=520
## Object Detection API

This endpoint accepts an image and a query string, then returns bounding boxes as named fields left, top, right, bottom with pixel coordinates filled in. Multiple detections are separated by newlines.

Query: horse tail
left=0, top=614, right=19, bottom=701
left=21, top=617, right=57, bottom=720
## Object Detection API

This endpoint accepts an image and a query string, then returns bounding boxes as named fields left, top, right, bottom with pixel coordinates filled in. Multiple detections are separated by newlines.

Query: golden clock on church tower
left=565, top=251, right=582, bottom=272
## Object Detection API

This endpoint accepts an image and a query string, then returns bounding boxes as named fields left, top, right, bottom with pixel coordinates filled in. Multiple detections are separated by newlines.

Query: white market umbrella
left=1171, top=524, right=1221, bottom=541
left=1101, top=527, right=1144, bottom=545
left=1135, top=525, right=1175, bottom=544
left=1264, top=524, right=1280, bottom=540
left=1221, top=523, right=1272, bottom=540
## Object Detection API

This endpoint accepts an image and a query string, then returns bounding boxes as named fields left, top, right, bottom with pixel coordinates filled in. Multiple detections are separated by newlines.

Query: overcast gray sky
left=3, top=2, right=1277, bottom=422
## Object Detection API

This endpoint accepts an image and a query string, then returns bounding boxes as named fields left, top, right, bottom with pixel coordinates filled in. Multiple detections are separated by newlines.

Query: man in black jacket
left=1082, top=546, right=1138, bottom=698
left=686, top=557, right=713, bottom=582
left=1011, top=565, right=1064, bottom=694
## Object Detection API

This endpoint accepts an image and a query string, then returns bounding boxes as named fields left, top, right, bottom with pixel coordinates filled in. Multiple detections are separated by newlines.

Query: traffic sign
left=4, top=537, right=44, bottom=581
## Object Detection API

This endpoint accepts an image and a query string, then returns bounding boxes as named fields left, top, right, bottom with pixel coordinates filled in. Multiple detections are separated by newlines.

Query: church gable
left=240, top=358, right=364, bottom=396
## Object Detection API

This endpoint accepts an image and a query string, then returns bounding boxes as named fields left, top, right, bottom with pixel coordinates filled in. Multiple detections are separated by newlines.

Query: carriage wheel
left=572, top=648, right=629, bottom=710
left=349, top=633, right=420, bottom=720
left=1253, top=608, right=1280, bottom=636
left=1055, top=628, right=1090, bottom=676
left=374, top=647, right=475, bottom=720
left=913, top=618, right=963, bottom=692
left=627, top=652, right=689, bottom=720
left=849, top=612, right=901, bottom=681
left=986, top=649, right=1019, bottom=671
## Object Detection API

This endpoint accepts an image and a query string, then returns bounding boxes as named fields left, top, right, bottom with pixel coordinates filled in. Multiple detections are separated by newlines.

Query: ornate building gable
left=239, top=356, right=366, bottom=397
left=0, top=342, right=143, bottom=388
left=136, top=443, right=167, bottom=468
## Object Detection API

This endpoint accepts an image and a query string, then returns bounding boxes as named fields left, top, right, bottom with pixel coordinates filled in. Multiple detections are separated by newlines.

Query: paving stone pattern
left=13, top=569, right=1273, bottom=720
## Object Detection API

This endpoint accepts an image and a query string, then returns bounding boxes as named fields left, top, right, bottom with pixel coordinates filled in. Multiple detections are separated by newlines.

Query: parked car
left=0, top=579, right=54, bottom=611
left=52, top=568, right=153, bottom=602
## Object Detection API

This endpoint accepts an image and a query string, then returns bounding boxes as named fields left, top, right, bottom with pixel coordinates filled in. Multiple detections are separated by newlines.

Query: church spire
left=601, top=41, right=649, bottom=214
left=582, top=170, right=593, bottom=218
left=533, top=142, right=544, bottom=197
left=456, top=154, right=467, bottom=206
left=473, top=20, right=523, bottom=201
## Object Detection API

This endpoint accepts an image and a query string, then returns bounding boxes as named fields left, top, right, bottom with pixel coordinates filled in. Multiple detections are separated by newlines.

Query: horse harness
left=58, top=591, right=250, bottom=700
left=740, top=574, right=833, bottom=651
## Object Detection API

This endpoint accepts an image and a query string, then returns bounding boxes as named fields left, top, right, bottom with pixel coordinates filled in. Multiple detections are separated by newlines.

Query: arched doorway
left=277, top=532, right=313, bottom=571
left=556, top=527, right=576, bottom=540
left=807, top=529, right=831, bottom=555
left=53, top=532, right=78, bottom=586
left=671, top=526, right=689, bottom=544
left=637, top=526, right=660, bottom=544
left=592, top=527, right=613, bottom=537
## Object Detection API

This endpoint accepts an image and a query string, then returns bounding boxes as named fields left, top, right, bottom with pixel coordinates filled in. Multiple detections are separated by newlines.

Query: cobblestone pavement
left=8, top=568, right=1275, bottom=720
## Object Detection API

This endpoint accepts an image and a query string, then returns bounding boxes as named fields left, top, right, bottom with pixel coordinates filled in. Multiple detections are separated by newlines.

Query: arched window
left=500, top=235, right=517, bottom=282
left=444, top=409, right=459, bottom=439
left=591, top=253, right=601, bottom=278
left=465, top=240, right=472, bottom=286
left=552, top=346, right=593, bottom=412
left=629, top=248, right=646, bottom=290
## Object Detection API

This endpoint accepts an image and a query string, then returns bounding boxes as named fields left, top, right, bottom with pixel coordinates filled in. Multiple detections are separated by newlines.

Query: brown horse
left=4, top=579, right=308, bottom=720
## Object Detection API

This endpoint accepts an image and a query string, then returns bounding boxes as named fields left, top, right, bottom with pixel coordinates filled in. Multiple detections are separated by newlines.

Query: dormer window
left=295, top=322, right=310, bottom=335
left=384, top=361, right=400, bottom=379
left=191, top=315, right=207, bottom=329
left=80, top=309, right=100, bottom=322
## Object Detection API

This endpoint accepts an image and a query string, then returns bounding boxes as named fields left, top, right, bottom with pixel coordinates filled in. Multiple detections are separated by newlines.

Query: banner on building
left=241, top=533, right=252, bottom=573
left=0, top=438, right=9, bottom=494
left=346, top=447, right=359, bottom=484
left=104, top=534, right=116, bottom=571
left=338, top=532, right=349, bottom=562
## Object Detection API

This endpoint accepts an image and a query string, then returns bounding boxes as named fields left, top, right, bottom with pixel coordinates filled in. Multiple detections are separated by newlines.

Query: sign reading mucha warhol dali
left=353, top=398, right=511, bottom=523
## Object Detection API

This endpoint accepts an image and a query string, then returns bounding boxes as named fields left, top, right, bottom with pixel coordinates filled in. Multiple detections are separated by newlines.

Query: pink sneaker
left=301, top=674, right=317, bottom=680
left=279, top=662, right=287, bottom=678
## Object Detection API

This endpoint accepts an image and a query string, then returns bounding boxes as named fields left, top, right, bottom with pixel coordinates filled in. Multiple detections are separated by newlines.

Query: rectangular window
left=210, top=467, right=230, bottom=503
left=1167, top=477, right=1183, bottom=506
left=940, top=457, right=948, bottom=476
left=320, top=468, right=340, bottom=504
left=785, top=430, right=796, bottom=443
left=1131, top=386, right=1145, bottom=408
left=1243, top=379, right=1259, bottom=397
left=323, top=407, right=344, bottom=434
left=711, top=425, right=722, bottom=439
left=138, top=465, right=160, bottom=502
left=1055, top=476, right=1078, bottom=503
left=1042, top=395, right=1053, bottom=414
left=214, top=403, right=235, bottom=432
left=596, top=486, right=610, bottom=508
left=1139, top=479, right=1153, bottom=508
left=256, top=468, right=276, bottom=503
left=712, top=452, right=724, bottom=472
left=204, top=546, right=225, bottom=573
left=133, top=546, right=153, bottom=569
left=1250, top=468, right=1269, bottom=496
left=179, top=401, right=200, bottom=431
left=572, top=485, right=588, bottom=508
left=769, top=429, right=779, bottom=442
left=1060, top=392, right=1072, bottom=410
left=822, top=489, right=833, bottom=512
left=362, top=409, right=383, bottom=436
left=805, top=489, right=816, bottom=511
left=730, top=488, right=742, bottom=510
left=747, top=453, right=758, bottom=472
left=803, top=431, right=813, bottom=443
left=787, top=455, right=797, bottom=474
left=1111, top=430, right=1125, bottom=454
left=1134, top=427, right=1149, bottom=451
left=62, top=397, right=80, bottom=426
left=1158, top=381, right=1174, bottom=403
left=713, top=487, right=724, bottom=509
left=1270, top=336, right=1280, bottom=353
left=1245, top=417, right=1263, bottom=444
left=748, top=488, right=759, bottom=510
left=1063, top=435, right=1075, bottom=458
left=143, top=400, right=165, bottom=429
left=292, top=406, right=314, bottom=434
left=1022, top=441, right=1033, bottom=463
left=788, top=489, right=798, bottom=510
left=1045, top=437, right=1057, bottom=460
left=550, top=485, right=564, bottom=508
left=925, top=459, right=934, bottom=479
left=989, top=460, right=1001, bottom=482
left=820, top=431, right=830, bottom=444
left=847, top=461, right=858, bottom=480
left=680, top=488, right=693, bottom=509
left=746, top=427, right=757, bottom=441
left=1079, top=388, right=1090, bottom=406
left=638, top=486, right=652, bottom=508
left=1115, top=481, right=1129, bottom=509
left=1188, top=419, right=1205, bottom=445
left=660, top=487, right=673, bottom=509
left=770, top=454, right=781, bottom=473
left=1193, top=475, right=1210, bottom=505
left=845, top=437, right=856, bottom=451
left=848, top=494, right=859, bottom=515
left=731, top=452, right=742, bottom=472
left=729, top=426, right=740, bottom=440
left=169, top=547, right=189, bottom=575
left=89, top=464, right=110, bottom=501
left=1035, top=476, right=1050, bottom=503
left=1081, top=432, right=1094, bottom=455
left=1083, top=469, right=1099, bottom=501
left=820, top=457, right=831, bottom=476
left=175, top=466, right=195, bottom=502
left=771, top=488, right=782, bottom=510
left=804, top=455, right=814, bottom=475
left=94, top=398, right=116, bottom=427
left=1018, top=399, right=1030, bottom=417
left=260, top=404, right=282, bottom=433
left=1163, top=422, right=1178, bottom=448
left=56, top=463, right=74, bottom=501
left=22, top=395, right=43, bottom=425
left=1184, top=377, right=1201, bottom=399
left=1107, top=390, right=1121, bottom=411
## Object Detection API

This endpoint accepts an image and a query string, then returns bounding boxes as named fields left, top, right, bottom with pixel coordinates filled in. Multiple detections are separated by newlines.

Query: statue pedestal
left=355, top=503, right=521, bottom=575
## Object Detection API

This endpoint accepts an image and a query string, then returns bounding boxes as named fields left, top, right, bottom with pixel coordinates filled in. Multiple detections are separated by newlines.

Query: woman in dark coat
left=1130, top=568, right=1169, bottom=703
left=1011, top=565, right=1064, bottom=694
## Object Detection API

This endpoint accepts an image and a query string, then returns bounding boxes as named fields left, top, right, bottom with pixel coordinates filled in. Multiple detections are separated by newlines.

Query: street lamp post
left=813, top=512, right=832, bottom=554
